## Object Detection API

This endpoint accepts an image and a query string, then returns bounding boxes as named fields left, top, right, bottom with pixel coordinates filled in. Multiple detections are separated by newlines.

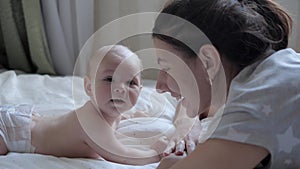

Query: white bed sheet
left=0, top=71, right=178, bottom=169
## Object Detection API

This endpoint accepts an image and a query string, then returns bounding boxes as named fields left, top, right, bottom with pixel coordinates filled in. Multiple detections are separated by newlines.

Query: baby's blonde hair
left=86, top=45, right=142, bottom=78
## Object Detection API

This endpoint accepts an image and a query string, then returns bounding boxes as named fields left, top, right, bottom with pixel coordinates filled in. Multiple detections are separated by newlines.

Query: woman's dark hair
left=153, top=0, right=293, bottom=67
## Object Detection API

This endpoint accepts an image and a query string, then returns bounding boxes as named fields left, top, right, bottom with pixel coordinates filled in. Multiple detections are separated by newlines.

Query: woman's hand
left=163, top=118, right=202, bottom=156
left=159, top=99, right=202, bottom=156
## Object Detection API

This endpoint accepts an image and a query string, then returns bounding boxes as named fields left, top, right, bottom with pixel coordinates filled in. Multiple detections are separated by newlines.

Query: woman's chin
left=186, top=109, right=198, bottom=118
left=183, top=101, right=198, bottom=118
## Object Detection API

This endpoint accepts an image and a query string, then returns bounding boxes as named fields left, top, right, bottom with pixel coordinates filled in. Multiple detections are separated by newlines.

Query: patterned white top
left=210, top=48, right=300, bottom=169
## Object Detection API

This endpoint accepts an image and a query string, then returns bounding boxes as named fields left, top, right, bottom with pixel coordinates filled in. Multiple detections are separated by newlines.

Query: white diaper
left=0, top=104, right=36, bottom=153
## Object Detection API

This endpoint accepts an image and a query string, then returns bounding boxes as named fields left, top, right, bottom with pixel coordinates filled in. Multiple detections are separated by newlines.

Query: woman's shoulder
left=263, top=48, right=300, bottom=69
left=231, top=48, right=300, bottom=91
left=226, top=48, right=300, bottom=116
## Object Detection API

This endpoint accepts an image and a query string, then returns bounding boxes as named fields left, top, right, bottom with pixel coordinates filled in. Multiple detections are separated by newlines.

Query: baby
left=0, top=45, right=166, bottom=165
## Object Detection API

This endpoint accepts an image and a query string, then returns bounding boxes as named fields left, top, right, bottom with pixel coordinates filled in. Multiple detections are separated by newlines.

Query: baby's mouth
left=110, top=99, right=125, bottom=104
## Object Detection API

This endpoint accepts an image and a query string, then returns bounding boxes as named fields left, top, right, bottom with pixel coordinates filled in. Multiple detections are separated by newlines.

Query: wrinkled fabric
left=0, top=104, right=36, bottom=153
left=211, top=48, right=300, bottom=168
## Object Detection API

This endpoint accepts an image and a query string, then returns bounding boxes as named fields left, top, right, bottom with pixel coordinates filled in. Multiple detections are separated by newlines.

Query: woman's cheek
left=166, top=76, right=180, bottom=93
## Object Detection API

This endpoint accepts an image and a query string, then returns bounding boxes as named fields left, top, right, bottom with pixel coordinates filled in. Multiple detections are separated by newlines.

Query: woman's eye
left=161, top=67, right=170, bottom=72
left=128, top=80, right=137, bottom=86
left=103, top=77, right=113, bottom=82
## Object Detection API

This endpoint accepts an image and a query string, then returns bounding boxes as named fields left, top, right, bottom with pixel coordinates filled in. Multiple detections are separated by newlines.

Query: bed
left=0, top=70, right=178, bottom=169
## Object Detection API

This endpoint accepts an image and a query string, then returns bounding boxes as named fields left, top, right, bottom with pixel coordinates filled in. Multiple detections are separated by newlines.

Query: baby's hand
left=132, top=110, right=149, bottom=118
left=121, top=110, right=149, bottom=120
left=150, top=136, right=169, bottom=156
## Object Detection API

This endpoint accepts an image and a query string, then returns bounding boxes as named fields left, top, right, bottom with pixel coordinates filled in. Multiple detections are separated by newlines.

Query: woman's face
left=153, top=38, right=212, bottom=118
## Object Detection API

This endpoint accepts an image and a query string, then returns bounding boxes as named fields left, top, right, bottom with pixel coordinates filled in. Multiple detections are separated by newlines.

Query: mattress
left=0, top=71, right=178, bottom=169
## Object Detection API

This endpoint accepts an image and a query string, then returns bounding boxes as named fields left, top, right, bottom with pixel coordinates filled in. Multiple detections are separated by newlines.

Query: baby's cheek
left=129, top=90, right=140, bottom=105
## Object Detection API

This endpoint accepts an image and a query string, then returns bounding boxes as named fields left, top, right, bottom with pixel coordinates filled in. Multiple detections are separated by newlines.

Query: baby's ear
left=84, top=76, right=92, bottom=96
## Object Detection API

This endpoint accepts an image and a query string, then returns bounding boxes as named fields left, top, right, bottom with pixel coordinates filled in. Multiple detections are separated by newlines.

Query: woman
left=152, top=0, right=300, bottom=168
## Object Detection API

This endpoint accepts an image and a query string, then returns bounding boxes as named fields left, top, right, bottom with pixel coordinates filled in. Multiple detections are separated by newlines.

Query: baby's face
left=89, top=53, right=142, bottom=118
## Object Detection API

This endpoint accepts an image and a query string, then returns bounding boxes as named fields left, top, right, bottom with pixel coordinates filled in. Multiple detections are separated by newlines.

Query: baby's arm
left=121, top=110, right=149, bottom=120
left=85, top=126, right=161, bottom=165
left=78, top=102, right=162, bottom=165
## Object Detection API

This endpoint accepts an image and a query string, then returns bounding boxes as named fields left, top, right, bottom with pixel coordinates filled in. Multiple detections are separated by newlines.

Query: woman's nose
left=156, top=71, right=169, bottom=93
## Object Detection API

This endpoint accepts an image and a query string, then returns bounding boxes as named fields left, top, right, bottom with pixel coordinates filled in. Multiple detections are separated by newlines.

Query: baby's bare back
left=30, top=110, right=99, bottom=158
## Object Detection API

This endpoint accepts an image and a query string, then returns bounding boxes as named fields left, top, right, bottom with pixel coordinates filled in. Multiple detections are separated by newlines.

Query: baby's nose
left=113, top=84, right=126, bottom=93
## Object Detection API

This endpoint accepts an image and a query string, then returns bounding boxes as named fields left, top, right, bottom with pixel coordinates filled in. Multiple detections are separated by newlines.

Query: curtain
left=1, top=0, right=166, bottom=76
left=74, top=0, right=167, bottom=77
left=0, top=0, right=55, bottom=74
left=41, top=0, right=94, bottom=75
left=276, top=0, right=300, bottom=52
left=1, top=0, right=298, bottom=76
left=297, top=1, right=300, bottom=52
left=94, top=0, right=166, bottom=51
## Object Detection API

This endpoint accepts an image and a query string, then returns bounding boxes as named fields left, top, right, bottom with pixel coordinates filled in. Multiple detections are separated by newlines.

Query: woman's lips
left=171, top=93, right=182, bottom=100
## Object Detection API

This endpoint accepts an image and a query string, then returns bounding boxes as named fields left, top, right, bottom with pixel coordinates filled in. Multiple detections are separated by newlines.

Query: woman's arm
left=158, top=138, right=269, bottom=169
